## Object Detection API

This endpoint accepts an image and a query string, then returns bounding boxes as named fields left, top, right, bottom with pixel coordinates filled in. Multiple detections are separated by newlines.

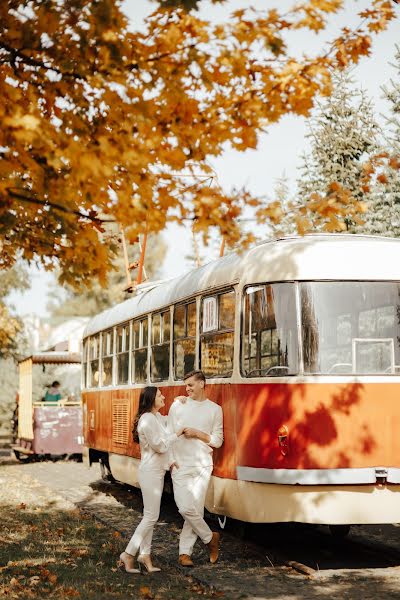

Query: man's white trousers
left=172, top=465, right=213, bottom=555
left=125, top=467, right=165, bottom=556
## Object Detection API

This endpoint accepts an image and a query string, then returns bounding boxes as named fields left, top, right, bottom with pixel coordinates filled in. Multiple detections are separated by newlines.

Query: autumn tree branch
left=6, top=189, right=116, bottom=224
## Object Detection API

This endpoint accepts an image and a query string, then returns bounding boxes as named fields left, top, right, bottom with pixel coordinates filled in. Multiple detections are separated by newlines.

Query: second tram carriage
left=13, top=351, right=83, bottom=461
left=82, top=235, right=400, bottom=526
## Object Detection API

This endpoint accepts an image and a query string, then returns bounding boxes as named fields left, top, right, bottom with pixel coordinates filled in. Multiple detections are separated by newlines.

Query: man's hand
left=183, top=427, right=198, bottom=439
left=183, top=428, right=211, bottom=443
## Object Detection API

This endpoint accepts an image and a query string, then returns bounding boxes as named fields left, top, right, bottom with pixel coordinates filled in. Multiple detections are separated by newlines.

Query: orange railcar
left=82, top=235, right=400, bottom=526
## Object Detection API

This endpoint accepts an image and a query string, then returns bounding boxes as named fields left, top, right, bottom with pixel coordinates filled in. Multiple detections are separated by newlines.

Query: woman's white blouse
left=137, top=412, right=177, bottom=471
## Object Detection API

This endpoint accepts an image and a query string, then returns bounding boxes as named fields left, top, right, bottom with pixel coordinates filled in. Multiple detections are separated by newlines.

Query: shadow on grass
left=0, top=503, right=215, bottom=599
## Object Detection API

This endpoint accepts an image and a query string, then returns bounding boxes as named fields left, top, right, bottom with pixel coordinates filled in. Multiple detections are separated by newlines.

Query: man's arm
left=208, top=405, right=223, bottom=448
left=183, top=428, right=211, bottom=443
left=183, top=405, right=224, bottom=447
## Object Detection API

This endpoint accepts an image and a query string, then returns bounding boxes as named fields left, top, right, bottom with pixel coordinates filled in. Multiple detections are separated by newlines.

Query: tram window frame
left=88, top=334, right=100, bottom=388
left=100, top=329, right=114, bottom=387
left=241, top=282, right=299, bottom=378
left=132, top=317, right=149, bottom=384
left=151, top=310, right=171, bottom=382
left=200, top=289, right=235, bottom=378
left=116, top=322, right=130, bottom=385
left=173, top=301, right=196, bottom=380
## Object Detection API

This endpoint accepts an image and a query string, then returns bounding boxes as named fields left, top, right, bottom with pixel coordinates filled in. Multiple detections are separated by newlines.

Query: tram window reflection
left=82, top=339, right=88, bottom=388
left=116, top=324, right=129, bottom=385
left=132, top=318, right=148, bottom=383
left=173, top=302, right=196, bottom=380
left=201, top=290, right=235, bottom=377
left=151, top=311, right=170, bottom=381
left=101, top=329, right=113, bottom=386
left=301, top=282, right=400, bottom=374
left=89, top=335, right=100, bottom=387
left=242, top=283, right=298, bottom=377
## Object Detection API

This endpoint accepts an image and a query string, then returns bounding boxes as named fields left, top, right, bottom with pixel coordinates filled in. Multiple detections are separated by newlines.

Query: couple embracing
left=118, top=370, right=223, bottom=574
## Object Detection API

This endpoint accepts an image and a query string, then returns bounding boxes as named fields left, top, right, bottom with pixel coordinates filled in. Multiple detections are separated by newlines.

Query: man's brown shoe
left=207, top=532, right=220, bottom=564
left=178, top=554, right=194, bottom=567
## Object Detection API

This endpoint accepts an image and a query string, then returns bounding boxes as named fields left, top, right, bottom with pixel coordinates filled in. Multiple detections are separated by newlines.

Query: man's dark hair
left=183, top=370, right=206, bottom=383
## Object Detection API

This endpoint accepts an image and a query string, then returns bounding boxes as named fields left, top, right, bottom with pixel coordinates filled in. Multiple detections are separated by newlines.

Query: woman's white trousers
left=125, top=467, right=165, bottom=556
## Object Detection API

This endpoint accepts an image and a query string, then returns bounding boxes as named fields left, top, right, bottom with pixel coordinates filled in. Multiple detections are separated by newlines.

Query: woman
left=118, top=386, right=183, bottom=574
left=43, top=381, right=62, bottom=402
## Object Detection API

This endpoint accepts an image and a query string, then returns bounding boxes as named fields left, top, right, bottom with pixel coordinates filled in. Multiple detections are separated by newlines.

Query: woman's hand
left=176, top=427, right=185, bottom=437
left=175, top=395, right=187, bottom=404
left=170, top=461, right=179, bottom=471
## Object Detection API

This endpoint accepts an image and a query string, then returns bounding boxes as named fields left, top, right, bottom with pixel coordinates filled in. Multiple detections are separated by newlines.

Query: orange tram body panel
left=82, top=235, right=400, bottom=525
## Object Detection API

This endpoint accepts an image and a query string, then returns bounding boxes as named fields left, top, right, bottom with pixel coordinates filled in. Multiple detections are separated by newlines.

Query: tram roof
left=84, top=234, right=400, bottom=337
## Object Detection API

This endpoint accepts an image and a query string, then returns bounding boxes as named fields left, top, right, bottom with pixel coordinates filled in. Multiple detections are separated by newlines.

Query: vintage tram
left=12, top=351, right=83, bottom=461
left=82, top=234, right=400, bottom=526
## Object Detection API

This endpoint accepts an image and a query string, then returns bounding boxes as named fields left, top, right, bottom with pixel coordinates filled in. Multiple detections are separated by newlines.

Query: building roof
left=19, top=351, right=81, bottom=365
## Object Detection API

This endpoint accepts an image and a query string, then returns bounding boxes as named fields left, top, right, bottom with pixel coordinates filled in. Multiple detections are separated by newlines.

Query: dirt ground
left=1, top=459, right=400, bottom=599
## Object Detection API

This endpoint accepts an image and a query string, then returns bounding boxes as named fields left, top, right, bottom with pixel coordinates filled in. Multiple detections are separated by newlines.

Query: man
left=168, top=370, right=223, bottom=567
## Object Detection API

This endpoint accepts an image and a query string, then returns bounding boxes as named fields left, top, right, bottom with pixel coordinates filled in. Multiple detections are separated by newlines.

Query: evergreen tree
left=269, top=173, right=297, bottom=237
left=297, top=70, right=382, bottom=232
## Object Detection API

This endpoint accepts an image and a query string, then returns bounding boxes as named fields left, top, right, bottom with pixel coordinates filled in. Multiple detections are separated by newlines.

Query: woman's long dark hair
left=132, top=386, right=158, bottom=443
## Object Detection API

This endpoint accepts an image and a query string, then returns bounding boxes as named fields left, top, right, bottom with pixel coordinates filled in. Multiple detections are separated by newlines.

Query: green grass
left=0, top=505, right=220, bottom=599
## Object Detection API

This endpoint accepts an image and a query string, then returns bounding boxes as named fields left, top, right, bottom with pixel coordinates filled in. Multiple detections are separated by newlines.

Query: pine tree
left=269, top=173, right=297, bottom=237
left=297, top=69, right=382, bottom=232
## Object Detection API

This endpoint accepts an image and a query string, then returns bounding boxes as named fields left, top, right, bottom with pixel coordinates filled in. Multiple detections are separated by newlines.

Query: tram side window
left=174, top=302, right=196, bottom=380
left=151, top=310, right=170, bottom=381
left=116, top=324, right=130, bottom=385
left=200, top=290, right=235, bottom=378
left=301, top=281, right=400, bottom=374
left=101, top=330, right=114, bottom=386
left=132, top=318, right=148, bottom=383
left=82, top=339, right=88, bottom=388
left=89, top=335, right=100, bottom=388
left=242, top=284, right=298, bottom=377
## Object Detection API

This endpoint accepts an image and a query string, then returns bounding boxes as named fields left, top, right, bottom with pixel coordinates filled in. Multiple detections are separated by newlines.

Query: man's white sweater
left=168, top=398, right=223, bottom=467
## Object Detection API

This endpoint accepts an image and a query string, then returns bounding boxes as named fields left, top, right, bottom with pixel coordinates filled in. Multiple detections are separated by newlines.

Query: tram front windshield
left=301, top=281, right=400, bottom=374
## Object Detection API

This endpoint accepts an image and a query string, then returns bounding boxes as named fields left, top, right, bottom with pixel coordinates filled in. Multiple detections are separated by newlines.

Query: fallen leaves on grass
left=140, top=586, right=154, bottom=599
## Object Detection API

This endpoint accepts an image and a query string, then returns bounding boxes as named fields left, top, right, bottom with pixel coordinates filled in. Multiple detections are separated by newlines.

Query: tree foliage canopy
left=0, top=0, right=397, bottom=285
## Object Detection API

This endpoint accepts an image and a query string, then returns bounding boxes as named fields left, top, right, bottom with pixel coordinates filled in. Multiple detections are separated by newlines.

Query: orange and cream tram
left=82, top=234, right=400, bottom=528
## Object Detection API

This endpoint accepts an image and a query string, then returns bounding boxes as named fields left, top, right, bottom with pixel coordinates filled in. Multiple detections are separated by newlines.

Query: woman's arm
left=140, top=414, right=178, bottom=454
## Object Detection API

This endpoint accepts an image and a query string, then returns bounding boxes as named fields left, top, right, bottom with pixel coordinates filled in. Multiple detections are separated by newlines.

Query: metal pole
left=136, top=233, right=148, bottom=285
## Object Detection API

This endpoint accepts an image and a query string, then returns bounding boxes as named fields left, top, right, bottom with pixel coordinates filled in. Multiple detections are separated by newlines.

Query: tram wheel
left=13, top=449, right=32, bottom=463
left=99, top=456, right=115, bottom=482
left=329, top=525, right=351, bottom=539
